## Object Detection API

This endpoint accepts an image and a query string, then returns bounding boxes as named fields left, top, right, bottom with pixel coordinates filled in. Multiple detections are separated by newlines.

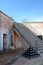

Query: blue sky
left=0, top=0, right=43, bottom=22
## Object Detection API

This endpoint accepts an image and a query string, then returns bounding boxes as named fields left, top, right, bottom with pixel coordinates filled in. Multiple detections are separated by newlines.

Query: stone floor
left=0, top=48, right=24, bottom=65
left=10, top=53, right=43, bottom=65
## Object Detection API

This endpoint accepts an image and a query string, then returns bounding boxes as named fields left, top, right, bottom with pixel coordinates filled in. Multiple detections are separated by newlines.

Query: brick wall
left=0, top=11, right=13, bottom=51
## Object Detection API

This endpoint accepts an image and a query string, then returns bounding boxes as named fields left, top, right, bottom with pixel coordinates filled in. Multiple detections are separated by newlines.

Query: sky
left=0, top=0, right=43, bottom=23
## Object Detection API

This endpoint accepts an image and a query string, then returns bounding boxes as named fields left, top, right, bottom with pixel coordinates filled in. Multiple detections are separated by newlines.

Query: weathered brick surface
left=0, top=11, right=13, bottom=30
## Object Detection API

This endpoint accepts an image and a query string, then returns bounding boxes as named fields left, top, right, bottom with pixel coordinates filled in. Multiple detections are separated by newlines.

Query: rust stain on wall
left=14, top=31, right=18, bottom=48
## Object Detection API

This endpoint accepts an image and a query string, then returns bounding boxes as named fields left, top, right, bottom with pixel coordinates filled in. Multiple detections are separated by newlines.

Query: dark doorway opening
left=37, top=35, right=42, bottom=40
left=3, top=34, right=7, bottom=51
left=11, top=35, right=13, bottom=46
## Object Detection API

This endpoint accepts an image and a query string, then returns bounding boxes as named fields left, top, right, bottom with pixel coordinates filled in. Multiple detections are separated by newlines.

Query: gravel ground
left=0, top=48, right=24, bottom=65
